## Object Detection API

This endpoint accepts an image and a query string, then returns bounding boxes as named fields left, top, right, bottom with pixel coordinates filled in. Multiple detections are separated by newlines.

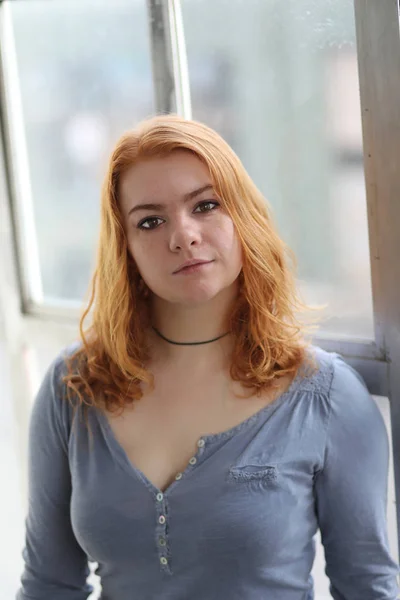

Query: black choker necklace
left=152, top=326, right=231, bottom=346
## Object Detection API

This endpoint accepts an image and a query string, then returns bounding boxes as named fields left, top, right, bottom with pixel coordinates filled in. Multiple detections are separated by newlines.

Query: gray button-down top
left=17, top=344, right=400, bottom=599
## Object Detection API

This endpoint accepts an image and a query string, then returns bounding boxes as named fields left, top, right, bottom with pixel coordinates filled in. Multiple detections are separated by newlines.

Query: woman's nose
left=168, top=218, right=202, bottom=251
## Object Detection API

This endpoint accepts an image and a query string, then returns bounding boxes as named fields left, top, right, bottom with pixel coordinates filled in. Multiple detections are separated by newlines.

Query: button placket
left=196, top=438, right=207, bottom=460
left=155, top=495, right=171, bottom=573
left=153, top=438, right=207, bottom=574
left=172, top=438, right=207, bottom=485
left=186, top=437, right=206, bottom=472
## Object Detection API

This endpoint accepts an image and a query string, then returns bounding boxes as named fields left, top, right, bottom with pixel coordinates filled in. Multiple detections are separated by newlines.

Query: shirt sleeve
left=16, top=351, right=93, bottom=600
left=314, top=353, right=400, bottom=599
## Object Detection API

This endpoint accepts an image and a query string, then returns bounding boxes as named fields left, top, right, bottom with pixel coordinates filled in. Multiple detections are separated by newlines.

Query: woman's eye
left=137, top=217, right=163, bottom=231
left=194, top=200, right=220, bottom=213
left=137, top=200, right=219, bottom=231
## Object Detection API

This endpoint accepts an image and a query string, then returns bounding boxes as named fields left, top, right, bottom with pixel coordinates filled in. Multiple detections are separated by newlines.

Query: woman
left=17, top=115, right=399, bottom=599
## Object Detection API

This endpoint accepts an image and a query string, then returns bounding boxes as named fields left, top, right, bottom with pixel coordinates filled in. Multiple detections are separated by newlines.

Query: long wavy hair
left=63, top=114, right=323, bottom=417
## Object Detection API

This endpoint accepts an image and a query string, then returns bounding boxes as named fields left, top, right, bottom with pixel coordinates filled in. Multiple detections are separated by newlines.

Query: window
left=4, top=0, right=153, bottom=304
left=181, top=0, right=372, bottom=339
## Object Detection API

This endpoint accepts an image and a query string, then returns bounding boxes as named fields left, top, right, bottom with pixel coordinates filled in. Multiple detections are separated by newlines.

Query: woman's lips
left=175, top=261, right=213, bottom=274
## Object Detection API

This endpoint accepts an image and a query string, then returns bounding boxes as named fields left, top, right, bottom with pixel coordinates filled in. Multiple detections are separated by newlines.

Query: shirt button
left=160, top=557, right=168, bottom=565
left=175, top=472, right=183, bottom=480
left=189, top=457, right=197, bottom=465
left=159, top=537, right=166, bottom=546
left=197, top=439, right=205, bottom=448
left=156, top=493, right=164, bottom=502
left=159, top=515, right=166, bottom=525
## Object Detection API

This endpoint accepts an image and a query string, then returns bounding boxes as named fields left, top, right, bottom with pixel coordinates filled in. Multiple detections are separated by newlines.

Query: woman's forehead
left=124, top=150, right=209, bottom=180
left=119, top=153, right=214, bottom=208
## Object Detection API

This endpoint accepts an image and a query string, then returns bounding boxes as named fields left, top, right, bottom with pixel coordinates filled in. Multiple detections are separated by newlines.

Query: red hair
left=63, top=114, right=322, bottom=414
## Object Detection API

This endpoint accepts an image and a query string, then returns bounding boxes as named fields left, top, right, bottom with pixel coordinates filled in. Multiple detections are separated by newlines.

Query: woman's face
left=118, top=150, right=243, bottom=306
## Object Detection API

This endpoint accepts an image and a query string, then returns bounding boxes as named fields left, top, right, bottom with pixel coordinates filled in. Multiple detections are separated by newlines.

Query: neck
left=152, top=326, right=231, bottom=346
left=147, top=288, right=237, bottom=369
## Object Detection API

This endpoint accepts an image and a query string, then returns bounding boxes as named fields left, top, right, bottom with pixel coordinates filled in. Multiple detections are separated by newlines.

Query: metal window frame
left=352, top=0, right=400, bottom=561
left=147, top=0, right=191, bottom=117
left=0, top=1, right=43, bottom=310
left=0, top=0, right=399, bottom=554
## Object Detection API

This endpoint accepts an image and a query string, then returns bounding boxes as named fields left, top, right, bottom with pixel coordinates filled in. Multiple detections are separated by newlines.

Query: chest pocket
left=227, top=464, right=278, bottom=484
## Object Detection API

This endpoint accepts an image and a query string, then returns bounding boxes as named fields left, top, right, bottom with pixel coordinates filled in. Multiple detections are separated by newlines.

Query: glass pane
left=9, top=0, right=153, bottom=302
left=181, top=0, right=374, bottom=340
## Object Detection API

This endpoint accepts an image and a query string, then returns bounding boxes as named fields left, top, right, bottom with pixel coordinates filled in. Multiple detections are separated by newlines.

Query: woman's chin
left=157, top=285, right=220, bottom=306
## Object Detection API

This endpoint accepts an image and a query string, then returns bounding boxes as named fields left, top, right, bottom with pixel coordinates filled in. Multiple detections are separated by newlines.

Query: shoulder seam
left=314, top=353, right=337, bottom=477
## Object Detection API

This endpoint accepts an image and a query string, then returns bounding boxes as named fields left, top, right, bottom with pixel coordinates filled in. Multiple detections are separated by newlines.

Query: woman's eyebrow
left=127, top=184, right=215, bottom=216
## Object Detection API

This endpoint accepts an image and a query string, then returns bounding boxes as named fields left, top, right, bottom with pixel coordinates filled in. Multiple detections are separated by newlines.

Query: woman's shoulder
left=57, top=339, right=84, bottom=367
left=304, top=347, right=389, bottom=472
left=33, top=341, right=85, bottom=416
left=298, top=344, right=371, bottom=401
left=48, top=339, right=85, bottom=378
left=298, top=345, right=379, bottom=429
